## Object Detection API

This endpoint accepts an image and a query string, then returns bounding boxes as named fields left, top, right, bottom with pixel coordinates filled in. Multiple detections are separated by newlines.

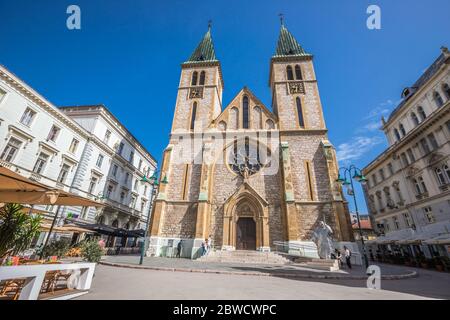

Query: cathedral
left=147, top=22, right=354, bottom=259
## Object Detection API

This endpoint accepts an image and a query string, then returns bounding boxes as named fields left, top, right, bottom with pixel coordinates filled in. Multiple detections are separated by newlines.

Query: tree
left=0, top=203, right=42, bottom=260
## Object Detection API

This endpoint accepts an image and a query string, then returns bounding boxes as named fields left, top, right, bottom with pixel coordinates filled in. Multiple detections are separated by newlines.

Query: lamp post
left=139, top=171, right=159, bottom=265
left=336, top=164, right=369, bottom=270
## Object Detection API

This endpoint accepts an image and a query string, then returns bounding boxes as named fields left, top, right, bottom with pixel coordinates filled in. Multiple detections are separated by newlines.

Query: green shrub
left=0, top=203, right=42, bottom=260
left=80, top=239, right=104, bottom=263
left=39, top=238, right=71, bottom=259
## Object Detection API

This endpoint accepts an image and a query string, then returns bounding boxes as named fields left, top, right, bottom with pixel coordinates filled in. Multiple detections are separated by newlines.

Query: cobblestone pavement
left=73, top=255, right=450, bottom=299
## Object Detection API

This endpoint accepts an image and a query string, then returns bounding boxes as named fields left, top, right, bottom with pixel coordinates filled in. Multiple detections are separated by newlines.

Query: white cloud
left=336, top=136, right=383, bottom=162
left=363, top=99, right=396, bottom=120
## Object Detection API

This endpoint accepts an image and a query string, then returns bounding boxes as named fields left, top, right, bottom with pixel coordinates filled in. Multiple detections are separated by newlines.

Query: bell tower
left=171, top=25, right=223, bottom=133
left=269, top=22, right=326, bottom=131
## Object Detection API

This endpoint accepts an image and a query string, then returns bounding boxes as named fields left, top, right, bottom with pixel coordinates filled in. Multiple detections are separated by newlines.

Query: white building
left=362, top=47, right=450, bottom=261
left=0, top=64, right=157, bottom=249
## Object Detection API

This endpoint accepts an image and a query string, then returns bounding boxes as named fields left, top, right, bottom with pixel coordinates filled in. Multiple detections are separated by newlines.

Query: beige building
left=363, top=47, right=450, bottom=260
left=147, top=24, right=354, bottom=259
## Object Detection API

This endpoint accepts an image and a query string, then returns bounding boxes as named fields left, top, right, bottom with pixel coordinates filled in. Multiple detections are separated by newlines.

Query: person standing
left=334, top=249, right=342, bottom=268
left=206, top=236, right=212, bottom=255
left=176, top=240, right=182, bottom=258
left=344, top=246, right=352, bottom=269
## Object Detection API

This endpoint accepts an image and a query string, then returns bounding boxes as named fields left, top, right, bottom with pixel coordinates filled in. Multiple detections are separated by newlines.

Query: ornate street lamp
left=336, top=164, right=369, bottom=270
left=139, top=170, right=159, bottom=265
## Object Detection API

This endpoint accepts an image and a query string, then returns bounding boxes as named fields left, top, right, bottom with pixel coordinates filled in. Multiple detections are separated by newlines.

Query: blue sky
left=1, top=0, right=449, bottom=214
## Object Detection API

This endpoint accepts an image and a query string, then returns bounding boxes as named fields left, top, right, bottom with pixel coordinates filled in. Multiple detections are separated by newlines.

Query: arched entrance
left=222, top=183, right=270, bottom=252
left=236, top=217, right=256, bottom=250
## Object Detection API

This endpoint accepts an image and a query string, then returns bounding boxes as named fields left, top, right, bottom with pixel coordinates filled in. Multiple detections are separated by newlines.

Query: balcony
left=102, top=197, right=142, bottom=218
left=415, top=192, right=429, bottom=200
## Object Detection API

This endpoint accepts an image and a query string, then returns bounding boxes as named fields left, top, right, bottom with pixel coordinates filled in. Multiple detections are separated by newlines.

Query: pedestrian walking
left=334, top=249, right=342, bottom=268
left=201, top=239, right=207, bottom=256
left=206, top=235, right=212, bottom=255
left=344, top=246, right=352, bottom=269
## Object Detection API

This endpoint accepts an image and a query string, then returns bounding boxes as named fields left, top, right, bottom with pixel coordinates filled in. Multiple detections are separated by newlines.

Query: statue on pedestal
left=311, top=220, right=333, bottom=259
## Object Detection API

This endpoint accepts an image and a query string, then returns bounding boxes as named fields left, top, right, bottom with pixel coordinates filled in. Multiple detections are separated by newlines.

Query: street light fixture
left=139, top=170, right=159, bottom=265
left=336, top=164, right=369, bottom=270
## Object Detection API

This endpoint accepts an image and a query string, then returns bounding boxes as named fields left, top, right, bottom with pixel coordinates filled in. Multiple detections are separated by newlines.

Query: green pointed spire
left=274, top=24, right=310, bottom=57
left=185, top=25, right=218, bottom=63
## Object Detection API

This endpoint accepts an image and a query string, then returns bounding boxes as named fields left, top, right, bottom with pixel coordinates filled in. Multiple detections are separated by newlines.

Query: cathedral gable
left=210, top=87, right=278, bottom=131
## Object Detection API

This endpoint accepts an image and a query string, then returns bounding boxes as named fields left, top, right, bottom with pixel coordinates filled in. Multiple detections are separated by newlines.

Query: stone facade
left=148, top=25, right=353, bottom=259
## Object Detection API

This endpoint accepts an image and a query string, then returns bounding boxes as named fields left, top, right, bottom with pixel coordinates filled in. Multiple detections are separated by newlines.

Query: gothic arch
left=222, top=183, right=270, bottom=251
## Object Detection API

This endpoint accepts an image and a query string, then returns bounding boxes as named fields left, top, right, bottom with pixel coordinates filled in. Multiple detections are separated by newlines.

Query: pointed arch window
left=434, top=91, right=444, bottom=107
left=411, top=112, right=419, bottom=126
left=190, top=102, right=197, bottom=130
left=443, top=83, right=450, bottom=100
left=243, top=96, right=249, bottom=129
left=399, top=123, right=406, bottom=136
left=286, top=66, right=294, bottom=80
left=191, top=71, right=198, bottom=86
left=296, top=97, right=305, bottom=128
left=295, top=65, right=302, bottom=80
left=417, top=106, right=426, bottom=121
left=199, top=71, right=206, bottom=85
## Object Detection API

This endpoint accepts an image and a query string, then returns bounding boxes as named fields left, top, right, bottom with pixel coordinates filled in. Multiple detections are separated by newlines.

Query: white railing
left=273, top=241, right=318, bottom=257
left=0, top=262, right=96, bottom=300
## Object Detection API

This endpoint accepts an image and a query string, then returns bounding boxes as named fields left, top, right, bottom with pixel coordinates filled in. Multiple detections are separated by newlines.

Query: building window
left=118, top=142, right=124, bottom=155
left=411, top=112, right=419, bottom=126
left=104, top=130, right=111, bottom=144
left=305, top=161, right=314, bottom=201
left=131, top=195, right=137, bottom=208
left=423, top=207, right=435, bottom=223
left=80, top=207, right=89, bottom=220
left=406, top=148, right=415, bottom=163
left=399, top=123, right=406, bottom=136
left=144, top=185, right=148, bottom=197
left=0, top=88, right=6, bottom=102
left=294, top=65, right=302, bottom=80
left=296, top=97, right=305, bottom=128
left=96, top=154, right=104, bottom=168
left=57, top=164, right=70, bottom=183
left=134, top=179, right=139, bottom=191
left=138, top=159, right=143, bottom=171
left=69, top=138, right=79, bottom=154
left=191, top=71, right=198, bottom=86
left=378, top=168, right=384, bottom=181
left=420, top=138, right=431, bottom=155
left=20, top=108, right=36, bottom=127
left=88, top=176, right=98, bottom=194
left=435, top=167, right=447, bottom=185
left=124, top=172, right=130, bottom=184
left=434, top=91, right=444, bottom=107
left=403, top=213, right=413, bottom=228
left=33, top=152, right=49, bottom=174
left=129, top=151, right=134, bottom=163
left=120, top=190, right=126, bottom=203
left=413, top=176, right=428, bottom=195
left=392, top=216, right=400, bottom=230
left=394, top=129, right=401, bottom=141
left=428, top=133, right=439, bottom=150
left=443, top=83, right=450, bottom=100
left=112, top=164, right=118, bottom=177
left=387, top=163, right=394, bottom=176
left=190, top=102, right=197, bottom=130
left=106, top=184, right=114, bottom=198
left=47, top=125, right=60, bottom=142
left=417, top=106, right=426, bottom=121
left=444, top=164, right=450, bottom=181
left=199, top=71, right=205, bottom=85
left=400, top=152, right=409, bottom=167
left=371, top=174, right=377, bottom=185
left=242, top=96, right=249, bottom=129
left=140, top=199, right=147, bottom=212
left=1, top=137, right=22, bottom=162
left=286, top=66, right=294, bottom=80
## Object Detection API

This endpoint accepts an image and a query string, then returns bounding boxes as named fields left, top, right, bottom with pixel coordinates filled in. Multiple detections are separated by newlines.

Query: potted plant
left=0, top=203, right=42, bottom=264
left=37, top=238, right=71, bottom=260
left=80, top=239, right=105, bottom=263
left=433, top=257, right=444, bottom=272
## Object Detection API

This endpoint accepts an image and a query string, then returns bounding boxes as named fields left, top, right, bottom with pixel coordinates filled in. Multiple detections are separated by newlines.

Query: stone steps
left=298, top=259, right=340, bottom=271
left=197, top=250, right=291, bottom=265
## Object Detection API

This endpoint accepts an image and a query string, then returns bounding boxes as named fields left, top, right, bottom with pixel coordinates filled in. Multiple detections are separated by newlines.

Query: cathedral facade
left=147, top=24, right=354, bottom=258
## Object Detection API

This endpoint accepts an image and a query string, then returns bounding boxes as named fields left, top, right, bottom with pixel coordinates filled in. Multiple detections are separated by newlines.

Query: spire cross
left=208, top=20, right=212, bottom=30
left=278, top=13, right=284, bottom=26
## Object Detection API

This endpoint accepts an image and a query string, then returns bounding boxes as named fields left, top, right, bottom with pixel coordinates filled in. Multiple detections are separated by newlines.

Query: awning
left=0, top=166, right=104, bottom=207
left=66, top=218, right=144, bottom=238
left=40, top=223, right=94, bottom=233
left=423, top=233, right=450, bottom=245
